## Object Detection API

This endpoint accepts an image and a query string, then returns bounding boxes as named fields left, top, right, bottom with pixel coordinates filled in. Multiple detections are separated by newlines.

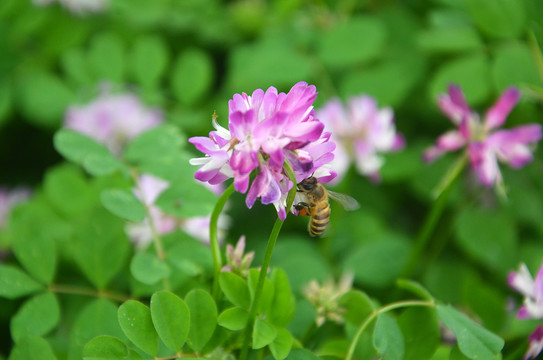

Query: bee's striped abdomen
left=309, top=203, right=330, bottom=237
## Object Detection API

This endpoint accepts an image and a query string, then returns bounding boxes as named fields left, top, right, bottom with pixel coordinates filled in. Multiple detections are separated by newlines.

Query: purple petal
left=526, top=326, right=543, bottom=359
left=189, top=136, right=218, bottom=155
left=436, top=130, right=467, bottom=151
left=485, top=87, right=521, bottom=131
left=488, top=124, right=542, bottom=168
left=234, top=174, right=250, bottom=193
left=468, top=142, right=501, bottom=187
left=438, top=85, right=472, bottom=125
left=229, top=110, right=256, bottom=140
left=284, top=121, right=324, bottom=142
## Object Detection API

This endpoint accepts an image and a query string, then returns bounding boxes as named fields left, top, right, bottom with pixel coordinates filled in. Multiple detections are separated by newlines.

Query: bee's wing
left=327, top=190, right=360, bottom=211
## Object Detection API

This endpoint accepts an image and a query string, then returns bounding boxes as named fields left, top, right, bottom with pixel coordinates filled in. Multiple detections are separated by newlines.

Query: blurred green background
left=1, top=0, right=543, bottom=358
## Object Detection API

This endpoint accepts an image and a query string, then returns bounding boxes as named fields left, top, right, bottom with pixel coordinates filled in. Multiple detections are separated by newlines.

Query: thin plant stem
left=49, top=284, right=131, bottom=302
left=210, top=183, right=235, bottom=299
left=345, top=300, right=435, bottom=360
left=402, top=154, right=467, bottom=277
left=239, top=161, right=298, bottom=360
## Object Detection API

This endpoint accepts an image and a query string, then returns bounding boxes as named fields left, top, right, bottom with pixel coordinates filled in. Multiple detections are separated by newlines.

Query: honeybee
left=294, top=176, right=360, bottom=237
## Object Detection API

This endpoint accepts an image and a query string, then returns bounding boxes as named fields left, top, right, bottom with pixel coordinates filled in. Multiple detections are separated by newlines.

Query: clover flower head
left=125, top=174, right=227, bottom=247
left=64, top=87, right=162, bottom=155
left=303, top=273, right=354, bottom=327
left=189, top=82, right=337, bottom=220
left=0, top=187, right=32, bottom=228
left=316, top=95, right=405, bottom=183
left=221, top=236, right=255, bottom=277
left=424, top=85, right=542, bottom=187
left=33, top=0, right=108, bottom=14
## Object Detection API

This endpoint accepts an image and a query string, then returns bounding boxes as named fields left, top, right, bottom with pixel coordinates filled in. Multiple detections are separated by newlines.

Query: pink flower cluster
left=425, top=85, right=542, bottom=187
left=64, top=88, right=163, bottom=156
left=509, top=263, right=543, bottom=359
left=316, top=95, right=404, bottom=183
left=189, top=82, right=336, bottom=220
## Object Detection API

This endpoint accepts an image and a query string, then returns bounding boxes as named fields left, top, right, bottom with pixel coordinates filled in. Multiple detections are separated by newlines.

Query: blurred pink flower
left=316, top=95, right=405, bottom=183
left=526, top=326, right=543, bottom=360
left=221, top=236, right=254, bottom=277
left=0, top=187, right=32, bottom=228
left=64, top=88, right=162, bottom=156
left=189, top=82, right=336, bottom=220
left=424, top=85, right=542, bottom=187
left=125, top=174, right=227, bottom=248
left=508, top=263, right=543, bottom=320
left=33, top=0, right=107, bottom=14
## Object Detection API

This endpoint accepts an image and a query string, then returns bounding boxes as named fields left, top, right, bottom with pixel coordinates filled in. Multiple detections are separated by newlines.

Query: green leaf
left=437, top=305, right=504, bottom=360
left=0, top=265, right=43, bottom=299
left=123, top=125, right=185, bottom=164
left=83, top=335, right=129, bottom=360
left=339, top=290, right=375, bottom=326
left=155, top=183, right=217, bottom=218
left=171, top=49, right=214, bottom=105
left=219, top=272, right=251, bottom=309
left=150, top=291, right=190, bottom=352
left=11, top=292, right=60, bottom=342
left=318, top=16, right=386, bottom=68
left=88, top=32, right=125, bottom=83
left=467, top=0, right=526, bottom=39
left=268, top=269, right=295, bottom=327
left=429, top=52, right=491, bottom=106
left=72, top=208, right=130, bottom=289
left=397, top=307, right=440, bottom=360
left=269, top=328, right=293, bottom=360
left=43, top=164, right=95, bottom=217
left=69, top=299, right=125, bottom=360
left=252, top=318, right=277, bottom=349
left=54, top=130, right=119, bottom=176
left=130, top=35, right=169, bottom=89
left=185, top=289, right=217, bottom=351
left=217, top=307, right=249, bottom=331
left=9, top=335, right=57, bottom=360
left=492, top=43, right=543, bottom=92
left=417, top=26, right=482, bottom=54
left=342, top=236, right=410, bottom=288
left=11, top=215, right=57, bottom=285
left=130, top=252, right=170, bottom=285
left=16, top=70, right=74, bottom=128
left=284, top=349, right=321, bottom=360
left=455, top=207, right=517, bottom=273
left=373, top=313, right=404, bottom=360
left=118, top=300, right=158, bottom=356
left=100, top=189, right=146, bottom=222
left=61, top=47, right=93, bottom=86
left=463, top=278, right=506, bottom=331
left=248, top=268, right=274, bottom=314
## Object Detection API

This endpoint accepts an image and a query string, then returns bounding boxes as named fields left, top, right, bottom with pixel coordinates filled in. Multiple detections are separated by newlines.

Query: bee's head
left=298, top=176, right=317, bottom=191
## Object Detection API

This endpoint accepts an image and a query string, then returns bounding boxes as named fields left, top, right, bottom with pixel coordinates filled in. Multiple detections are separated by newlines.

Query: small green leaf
left=100, top=189, right=146, bottom=222
left=54, top=130, right=113, bottom=166
left=437, top=305, right=504, bottom=360
left=268, top=269, right=295, bottom=327
left=123, top=125, right=185, bottom=164
left=11, top=292, right=60, bottom=342
left=130, top=252, right=170, bottom=285
left=339, top=290, right=375, bottom=326
left=319, top=16, right=386, bottom=68
left=83, top=153, right=124, bottom=177
left=118, top=300, right=158, bottom=356
left=217, top=307, right=249, bottom=331
left=269, top=328, right=293, bottom=360
left=83, top=335, right=129, bottom=360
left=397, top=307, right=440, bottom=360
left=155, top=183, right=217, bottom=218
left=171, top=49, right=214, bottom=105
left=72, top=208, right=130, bottom=289
left=373, top=313, right=405, bottom=360
left=219, top=272, right=251, bottom=309
left=185, top=289, right=217, bottom=351
left=252, top=318, right=277, bottom=349
left=88, top=32, right=125, bottom=83
left=150, top=291, right=190, bottom=352
left=130, top=35, right=169, bottom=89
left=61, top=47, right=93, bottom=86
left=9, top=335, right=57, bottom=360
left=248, top=269, right=274, bottom=314
left=0, top=265, right=43, bottom=299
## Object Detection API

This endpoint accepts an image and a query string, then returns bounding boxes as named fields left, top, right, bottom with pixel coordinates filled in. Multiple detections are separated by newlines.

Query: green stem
left=49, top=284, right=131, bottom=302
left=239, top=161, right=298, bottom=360
left=211, top=183, right=235, bottom=300
left=345, top=300, right=435, bottom=360
left=402, top=154, right=467, bottom=278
